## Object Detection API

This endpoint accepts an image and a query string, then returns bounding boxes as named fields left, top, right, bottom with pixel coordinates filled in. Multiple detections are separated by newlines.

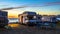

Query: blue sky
left=0, top=0, right=60, bottom=15
left=0, top=0, right=60, bottom=8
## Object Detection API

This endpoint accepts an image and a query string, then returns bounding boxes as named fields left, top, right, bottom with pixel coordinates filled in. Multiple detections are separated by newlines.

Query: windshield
left=25, top=15, right=37, bottom=20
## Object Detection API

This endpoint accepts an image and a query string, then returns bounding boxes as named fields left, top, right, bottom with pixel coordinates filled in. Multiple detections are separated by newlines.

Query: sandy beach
left=0, top=23, right=60, bottom=34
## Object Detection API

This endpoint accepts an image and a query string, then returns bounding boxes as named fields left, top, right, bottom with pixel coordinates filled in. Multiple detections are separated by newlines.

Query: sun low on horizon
left=5, top=9, right=24, bottom=18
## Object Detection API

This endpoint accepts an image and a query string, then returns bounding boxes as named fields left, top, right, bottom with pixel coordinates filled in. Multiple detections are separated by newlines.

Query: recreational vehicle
left=18, top=11, right=41, bottom=25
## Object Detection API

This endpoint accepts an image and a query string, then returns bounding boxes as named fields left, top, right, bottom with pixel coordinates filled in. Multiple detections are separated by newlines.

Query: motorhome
left=39, top=15, right=57, bottom=28
left=18, top=11, right=41, bottom=25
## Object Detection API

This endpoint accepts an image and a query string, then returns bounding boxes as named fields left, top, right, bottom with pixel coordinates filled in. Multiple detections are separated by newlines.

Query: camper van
left=39, top=16, right=57, bottom=29
left=18, top=11, right=41, bottom=25
left=0, top=10, right=8, bottom=27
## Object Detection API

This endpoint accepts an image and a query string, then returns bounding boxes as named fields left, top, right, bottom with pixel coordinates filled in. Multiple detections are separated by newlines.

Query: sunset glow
left=0, top=0, right=60, bottom=18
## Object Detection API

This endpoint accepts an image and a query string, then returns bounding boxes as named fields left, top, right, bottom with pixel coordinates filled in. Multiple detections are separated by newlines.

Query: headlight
left=25, top=20, right=29, bottom=22
left=34, top=16, right=36, bottom=18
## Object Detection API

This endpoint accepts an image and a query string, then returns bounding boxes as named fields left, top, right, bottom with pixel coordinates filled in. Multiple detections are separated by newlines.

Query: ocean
left=8, top=18, right=60, bottom=23
left=8, top=18, right=18, bottom=23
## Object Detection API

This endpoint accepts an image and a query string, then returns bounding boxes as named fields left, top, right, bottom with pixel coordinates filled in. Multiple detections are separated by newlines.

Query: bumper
left=37, top=22, right=56, bottom=28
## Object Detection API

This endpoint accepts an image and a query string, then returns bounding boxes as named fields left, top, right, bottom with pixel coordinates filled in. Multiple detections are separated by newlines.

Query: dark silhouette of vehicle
left=38, top=16, right=57, bottom=29
left=0, top=10, right=8, bottom=28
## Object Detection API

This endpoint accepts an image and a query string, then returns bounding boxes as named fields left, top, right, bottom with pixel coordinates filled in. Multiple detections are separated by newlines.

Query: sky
left=0, top=0, right=60, bottom=18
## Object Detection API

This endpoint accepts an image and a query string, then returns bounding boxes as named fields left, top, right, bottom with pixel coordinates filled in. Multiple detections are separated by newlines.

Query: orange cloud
left=8, top=13, right=18, bottom=18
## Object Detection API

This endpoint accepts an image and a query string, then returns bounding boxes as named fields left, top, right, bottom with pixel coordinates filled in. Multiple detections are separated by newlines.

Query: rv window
left=34, top=16, right=36, bottom=19
left=38, top=17, right=40, bottom=19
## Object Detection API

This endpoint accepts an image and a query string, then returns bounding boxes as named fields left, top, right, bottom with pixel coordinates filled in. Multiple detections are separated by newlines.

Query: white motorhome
left=18, top=11, right=41, bottom=25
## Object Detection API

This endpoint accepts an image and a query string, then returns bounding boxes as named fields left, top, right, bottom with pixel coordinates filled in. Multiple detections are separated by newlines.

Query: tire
left=0, top=25, right=5, bottom=28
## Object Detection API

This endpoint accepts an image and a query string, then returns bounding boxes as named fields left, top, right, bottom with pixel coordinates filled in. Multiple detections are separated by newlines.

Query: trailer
left=0, top=10, right=8, bottom=27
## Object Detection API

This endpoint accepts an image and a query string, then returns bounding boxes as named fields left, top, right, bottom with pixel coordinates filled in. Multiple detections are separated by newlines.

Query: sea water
left=8, top=18, right=60, bottom=23
left=8, top=18, right=18, bottom=23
